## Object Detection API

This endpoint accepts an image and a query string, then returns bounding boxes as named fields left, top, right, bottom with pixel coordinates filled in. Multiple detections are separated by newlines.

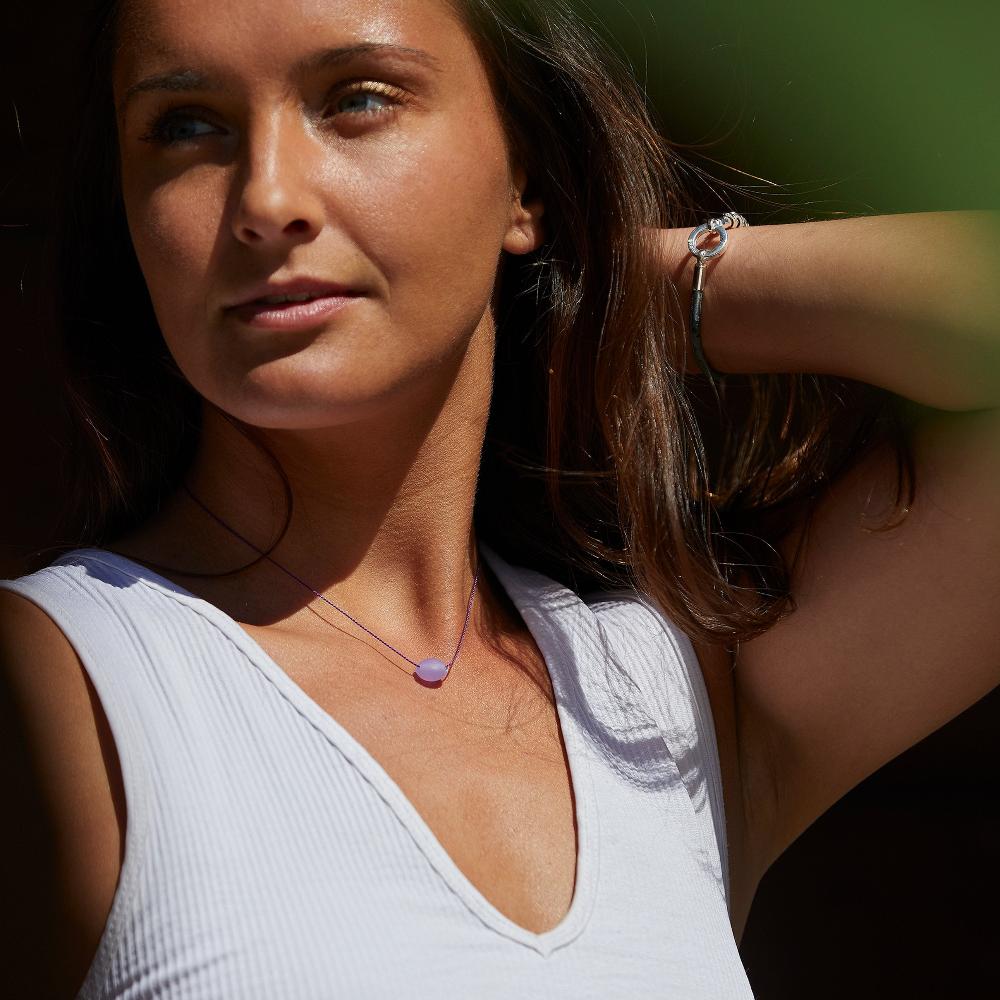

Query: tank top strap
left=0, top=549, right=160, bottom=788
left=0, top=550, right=164, bottom=994
left=583, top=588, right=730, bottom=906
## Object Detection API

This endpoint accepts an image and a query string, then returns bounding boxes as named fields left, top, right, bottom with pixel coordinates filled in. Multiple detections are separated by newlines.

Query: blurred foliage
left=586, top=0, right=1000, bottom=220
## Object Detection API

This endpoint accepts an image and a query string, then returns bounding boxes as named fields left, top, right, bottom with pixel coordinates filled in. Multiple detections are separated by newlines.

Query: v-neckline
left=58, top=541, right=602, bottom=957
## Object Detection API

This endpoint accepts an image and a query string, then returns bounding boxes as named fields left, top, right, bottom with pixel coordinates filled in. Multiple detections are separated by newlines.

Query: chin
left=204, top=364, right=421, bottom=432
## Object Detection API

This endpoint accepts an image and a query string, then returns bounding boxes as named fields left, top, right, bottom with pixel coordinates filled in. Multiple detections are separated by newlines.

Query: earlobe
left=503, top=169, right=546, bottom=255
left=502, top=215, right=544, bottom=255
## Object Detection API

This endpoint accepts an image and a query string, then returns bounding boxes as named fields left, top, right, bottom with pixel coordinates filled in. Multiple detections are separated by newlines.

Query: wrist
left=660, top=218, right=760, bottom=378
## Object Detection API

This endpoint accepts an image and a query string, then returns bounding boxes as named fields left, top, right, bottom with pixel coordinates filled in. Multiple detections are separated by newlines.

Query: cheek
left=346, top=113, right=513, bottom=321
left=123, top=171, right=224, bottom=327
left=123, top=173, right=240, bottom=417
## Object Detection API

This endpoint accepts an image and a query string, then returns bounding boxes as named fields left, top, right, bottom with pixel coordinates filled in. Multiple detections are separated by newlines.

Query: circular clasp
left=687, top=219, right=730, bottom=261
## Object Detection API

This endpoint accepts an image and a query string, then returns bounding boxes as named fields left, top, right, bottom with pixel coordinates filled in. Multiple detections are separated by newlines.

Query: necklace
left=181, top=484, right=479, bottom=686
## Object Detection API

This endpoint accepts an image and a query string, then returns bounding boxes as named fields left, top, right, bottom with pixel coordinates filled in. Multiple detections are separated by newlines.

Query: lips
left=226, top=277, right=360, bottom=310
left=225, top=278, right=364, bottom=331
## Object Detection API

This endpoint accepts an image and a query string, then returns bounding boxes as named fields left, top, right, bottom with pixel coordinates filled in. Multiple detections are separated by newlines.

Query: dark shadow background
left=2, top=2, right=997, bottom=996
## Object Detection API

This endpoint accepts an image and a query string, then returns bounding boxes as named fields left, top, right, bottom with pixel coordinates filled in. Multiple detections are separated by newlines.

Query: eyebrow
left=117, top=42, right=441, bottom=115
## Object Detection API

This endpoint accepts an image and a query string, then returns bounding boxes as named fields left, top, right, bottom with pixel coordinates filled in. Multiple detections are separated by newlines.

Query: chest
left=70, top=626, right=585, bottom=1000
left=242, top=623, right=583, bottom=937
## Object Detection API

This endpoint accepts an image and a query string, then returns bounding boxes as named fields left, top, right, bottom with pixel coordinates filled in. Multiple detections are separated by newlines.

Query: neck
left=112, top=318, right=499, bottom=641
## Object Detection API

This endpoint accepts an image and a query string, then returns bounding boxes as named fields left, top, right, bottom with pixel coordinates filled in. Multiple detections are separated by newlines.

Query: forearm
left=661, top=211, right=1000, bottom=411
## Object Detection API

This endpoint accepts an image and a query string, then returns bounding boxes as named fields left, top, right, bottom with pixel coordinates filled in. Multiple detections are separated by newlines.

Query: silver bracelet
left=686, top=212, right=749, bottom=393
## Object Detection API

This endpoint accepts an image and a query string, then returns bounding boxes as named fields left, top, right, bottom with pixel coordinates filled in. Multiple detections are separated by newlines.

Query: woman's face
left=114, top=0, right=540, bottom=430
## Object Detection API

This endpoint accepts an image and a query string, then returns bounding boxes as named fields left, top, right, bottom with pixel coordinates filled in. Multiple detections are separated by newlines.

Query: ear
left=502, top=165, right=546, bottom=255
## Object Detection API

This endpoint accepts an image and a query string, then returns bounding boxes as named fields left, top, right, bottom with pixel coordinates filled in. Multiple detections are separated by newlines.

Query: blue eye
left=335, top=90, right=393, bottom=115
left=139, top=114, right=220, bottom=146
left=329, top=82, right=406, bottom=122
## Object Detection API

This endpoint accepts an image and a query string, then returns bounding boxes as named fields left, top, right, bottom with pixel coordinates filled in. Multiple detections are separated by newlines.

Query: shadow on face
left=112, top=0, right=545, bottom=434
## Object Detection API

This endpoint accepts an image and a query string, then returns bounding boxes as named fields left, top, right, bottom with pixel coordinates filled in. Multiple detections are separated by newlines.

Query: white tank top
left=0, top=541, right=754, bottom=998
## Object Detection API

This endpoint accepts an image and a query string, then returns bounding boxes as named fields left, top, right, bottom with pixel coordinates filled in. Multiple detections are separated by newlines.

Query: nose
left=230, top=112, right=324, bottom=247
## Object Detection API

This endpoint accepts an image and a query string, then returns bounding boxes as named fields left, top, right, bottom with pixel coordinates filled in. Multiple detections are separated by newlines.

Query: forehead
left=114, top=0, right=469, bottom=89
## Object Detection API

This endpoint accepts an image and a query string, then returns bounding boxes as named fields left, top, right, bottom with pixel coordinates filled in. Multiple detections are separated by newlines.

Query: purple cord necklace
left=182, top=484, right=479, bottom=686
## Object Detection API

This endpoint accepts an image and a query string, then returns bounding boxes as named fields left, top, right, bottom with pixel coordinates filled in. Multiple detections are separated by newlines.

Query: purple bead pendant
left=415, top=658, right=450, bottom=684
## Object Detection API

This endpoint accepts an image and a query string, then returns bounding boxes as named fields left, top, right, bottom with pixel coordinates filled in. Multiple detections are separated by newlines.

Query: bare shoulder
left=0, top=587, right=124, bottom=997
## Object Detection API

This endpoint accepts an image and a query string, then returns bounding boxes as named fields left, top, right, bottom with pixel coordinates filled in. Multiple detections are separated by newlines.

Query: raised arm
left=658, top=211, right=1000, bottom=869
left=661, top=210, right=1000, bottom=410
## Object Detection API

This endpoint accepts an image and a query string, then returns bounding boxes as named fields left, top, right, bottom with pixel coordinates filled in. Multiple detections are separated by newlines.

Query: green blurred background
left=591, top=0, right=999, bottom=218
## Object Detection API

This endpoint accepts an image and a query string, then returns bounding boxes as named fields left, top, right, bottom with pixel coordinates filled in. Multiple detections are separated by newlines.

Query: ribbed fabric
left=1, top=542, right=754, bottom=998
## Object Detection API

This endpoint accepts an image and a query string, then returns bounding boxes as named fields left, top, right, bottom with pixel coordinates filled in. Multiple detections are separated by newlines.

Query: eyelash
left=137, top=80, right=408, bottom=146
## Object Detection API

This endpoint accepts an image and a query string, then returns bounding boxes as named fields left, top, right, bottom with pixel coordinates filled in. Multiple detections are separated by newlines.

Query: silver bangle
left=686, top=212, right=749, bottom=396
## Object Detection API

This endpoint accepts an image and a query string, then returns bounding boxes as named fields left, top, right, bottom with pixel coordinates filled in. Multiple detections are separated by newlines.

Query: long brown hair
left=43, top=0, right=914, bottom=645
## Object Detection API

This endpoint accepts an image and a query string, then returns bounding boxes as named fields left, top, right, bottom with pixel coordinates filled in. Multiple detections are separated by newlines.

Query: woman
left=1, top=0, right=997, bottom=995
